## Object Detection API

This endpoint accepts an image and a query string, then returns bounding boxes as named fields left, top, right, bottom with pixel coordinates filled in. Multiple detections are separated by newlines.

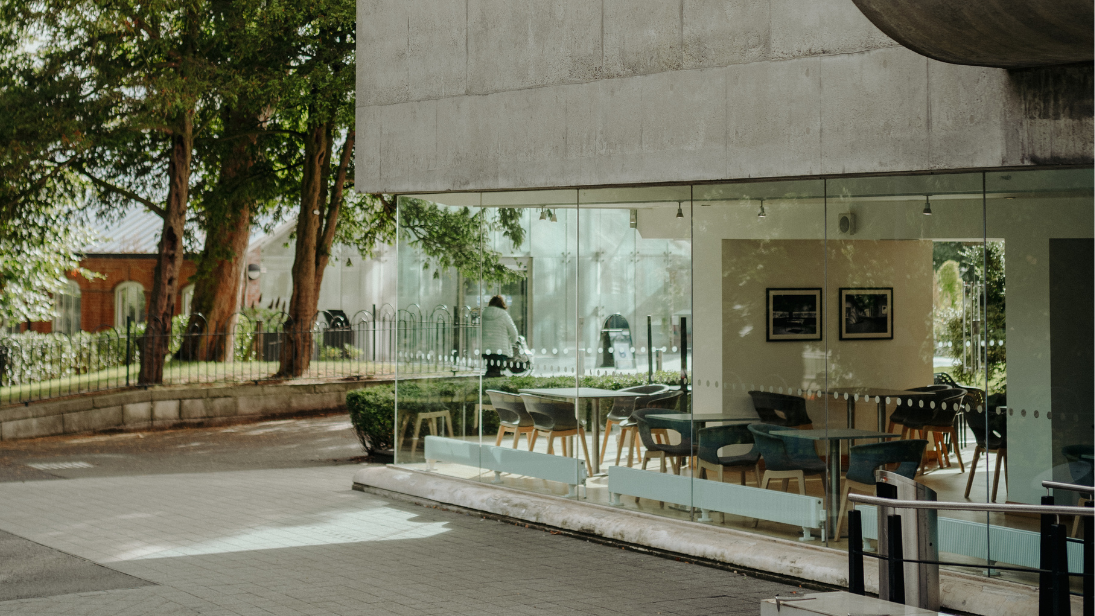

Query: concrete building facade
left=356, top=1, right=1093, bottom=607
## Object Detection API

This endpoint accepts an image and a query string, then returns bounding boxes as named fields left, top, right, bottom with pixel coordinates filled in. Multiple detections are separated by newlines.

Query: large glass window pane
left=985, top=168, right=1093, bottom=591
left=690, top=180, right=826, bottom=540
left=575, top=186, right=692, bottom=510
left=825, top=173, right=990, bottom=577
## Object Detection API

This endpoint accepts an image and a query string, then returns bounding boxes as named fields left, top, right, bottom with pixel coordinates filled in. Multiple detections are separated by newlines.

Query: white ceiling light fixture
left=539, top=208, right=547, bottom=221
left=676, top=202, right=684, bottom=219
left=550, top=209, right=558, bottom=223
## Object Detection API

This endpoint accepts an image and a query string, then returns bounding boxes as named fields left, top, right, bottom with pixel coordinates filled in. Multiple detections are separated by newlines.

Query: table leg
left=876, top=398, right=886, bottom=443
left=846, top=397, right=855, bottom=430
left=828, top=439, right=841, bottom=541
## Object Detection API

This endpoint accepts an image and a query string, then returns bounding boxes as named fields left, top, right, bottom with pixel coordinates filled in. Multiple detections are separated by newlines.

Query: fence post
left=887, top=514, right=906, bottom=605
left=125, top=317, right=132, bottom=387
left=848, top=509, right=865, bottom=595
left=1049, top=523, right=1070, bottom=616
left=1040, top=495, right=1055, bottom=616
left=1084, top=500, right=1092, bottom=616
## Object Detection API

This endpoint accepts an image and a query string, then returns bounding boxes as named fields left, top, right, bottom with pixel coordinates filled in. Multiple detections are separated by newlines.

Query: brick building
left=25, top=209, right=197, bottom=335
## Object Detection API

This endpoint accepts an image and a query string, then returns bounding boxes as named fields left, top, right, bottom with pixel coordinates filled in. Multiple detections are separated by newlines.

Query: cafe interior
left=391, top=168, right=1093, bottom=586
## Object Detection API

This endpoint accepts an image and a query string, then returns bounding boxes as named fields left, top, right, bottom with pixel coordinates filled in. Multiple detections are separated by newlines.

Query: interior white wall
left=691, top=191, right=1092, bottom=504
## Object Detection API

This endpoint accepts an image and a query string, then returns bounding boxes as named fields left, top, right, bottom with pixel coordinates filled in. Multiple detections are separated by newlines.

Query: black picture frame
left=839, top=287, right=894, bottom=340
left=765, top=288, right=823, bottom=342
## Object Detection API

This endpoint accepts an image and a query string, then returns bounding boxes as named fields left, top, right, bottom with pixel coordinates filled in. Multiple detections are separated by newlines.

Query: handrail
left=1043, top=480, right=1094, bottom=495
left=847, top=493, right=1094, bottom=517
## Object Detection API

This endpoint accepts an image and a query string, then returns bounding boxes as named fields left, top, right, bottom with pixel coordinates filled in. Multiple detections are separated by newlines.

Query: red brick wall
left=26, top=255, right=198, bottom=333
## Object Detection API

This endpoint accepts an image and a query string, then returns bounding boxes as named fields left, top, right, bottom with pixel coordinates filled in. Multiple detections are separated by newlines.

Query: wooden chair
left=634, top=408, right=692, bottom=474
left=617, top=390, right=683, bottom=466
left=748, top=423, right=827, bottom=506
left=696, top=423, right=760, bottom=485
left=918, top=390, right=967, bottom=471
left=521, top=395, right=592, bottom=476
left=747, top=391, right=812, bottom=428
left=835, top=439, right=927, bottom=539
left=485, top=390, right=535, bottom=448
left=964, top=404, right=1008, bottom=502
left=599, top=395, right=640, bottom=465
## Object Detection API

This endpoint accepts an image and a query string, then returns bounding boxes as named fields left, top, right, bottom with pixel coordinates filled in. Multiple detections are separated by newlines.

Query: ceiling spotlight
left=757, top=199, right=766, bottom=219
left=539, top=208, right=547, bottom=221
left=923, top=195, right=933, bottom=216
left=676, top=202, right=684, bottom=219
left=549, top=209, right=558, bottom=223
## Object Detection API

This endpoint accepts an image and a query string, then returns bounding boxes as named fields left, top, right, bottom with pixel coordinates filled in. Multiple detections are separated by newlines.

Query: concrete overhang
left=851, top=0, right=1094, bottom=68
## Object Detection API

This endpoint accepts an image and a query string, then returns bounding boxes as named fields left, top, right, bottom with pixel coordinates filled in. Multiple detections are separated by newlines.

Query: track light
left=757, top=199, right=766, bottom=219
left=923, top=195, right=932, bottom=216
left=676, top=202, right=684, bottom=219
left=550, top=209, right=557, bottom=223
left=539, top=208, right=547, bottom=221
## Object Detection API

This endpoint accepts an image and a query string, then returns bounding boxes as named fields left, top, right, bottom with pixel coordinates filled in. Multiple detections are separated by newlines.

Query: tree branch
left=76, top=167, right=166, bottom=218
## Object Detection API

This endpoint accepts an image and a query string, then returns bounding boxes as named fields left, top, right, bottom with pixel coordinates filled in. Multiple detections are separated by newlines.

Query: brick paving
left=0, top=422, right=800, bottom=615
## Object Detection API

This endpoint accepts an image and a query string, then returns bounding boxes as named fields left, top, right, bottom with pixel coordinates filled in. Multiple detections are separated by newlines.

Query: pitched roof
left=84, top=209, right=165, bottom=254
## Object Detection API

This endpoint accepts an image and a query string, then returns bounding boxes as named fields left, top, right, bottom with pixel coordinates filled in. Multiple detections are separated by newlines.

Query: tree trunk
left=276, top=125, right=354, bottom=378
left=277, top=122, right=328, bottom=377
left=179, top=112, right=257, bottom=362
left=138, top=112, right=192, bottom=385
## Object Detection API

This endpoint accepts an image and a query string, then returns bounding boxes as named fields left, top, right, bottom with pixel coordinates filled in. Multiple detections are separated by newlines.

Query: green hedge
left=346, top=371, right=683, bottom=456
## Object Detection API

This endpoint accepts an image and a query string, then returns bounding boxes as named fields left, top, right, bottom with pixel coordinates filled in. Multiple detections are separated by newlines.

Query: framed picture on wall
left=839, top=287, right=893, bottom=340
left=766, top=288, right=822, bottom=342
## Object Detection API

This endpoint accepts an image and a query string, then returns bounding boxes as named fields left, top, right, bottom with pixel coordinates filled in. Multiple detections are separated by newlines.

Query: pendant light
left=675, top=202, right=684, bottom=218
left=923, top=195, right=933, bottom=216
left=757, top=199, right=766, bottom=219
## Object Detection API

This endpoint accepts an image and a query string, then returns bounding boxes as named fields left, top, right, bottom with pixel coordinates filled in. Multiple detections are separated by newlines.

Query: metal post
left=848, top=509, right=865, bottom=595
left=372, top=303, right=377, bottom=362
left=1083, top=500, right=1092, bottom=616
left=1050, top=523, right=1070, bottom=616
left=887, top=514, right=906, bottom=605
left=125, top=317, right=132, bottom=386
left=1040, top=495, right=1056, bottom=616
left=646, top=315, right=653, bottom=383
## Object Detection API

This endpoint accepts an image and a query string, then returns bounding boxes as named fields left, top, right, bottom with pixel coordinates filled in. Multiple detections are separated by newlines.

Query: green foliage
left=0, top=200, right=97, bottom=328
left=345, top=371, right=684, bottom=455
left=0, top=331, right=132, bottom=387
left=938, top=242, right=1006, bottom=392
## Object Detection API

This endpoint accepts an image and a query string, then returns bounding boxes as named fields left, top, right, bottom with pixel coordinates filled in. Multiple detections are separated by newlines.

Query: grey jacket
left=481, top=306, right=518, bottom=356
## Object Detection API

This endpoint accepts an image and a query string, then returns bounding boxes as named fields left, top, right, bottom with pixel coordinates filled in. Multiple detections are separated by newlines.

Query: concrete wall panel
left=683, top=0, right=769, bottom=69
left=927, top=62, right=1008, bottom=170
left=564, top=77, right=645, bottom=185
left=603, top=0, right=683, bottom=77
left=468, top=0, right=603, bottom=93
left=638, top=68, right=727, bottom=181
left=357, top=0, right=466, bottom=107
left=769, top=0, right=897, bottom=60
left=819, top=48, right=929, bottom=175
left=725, top=57, right=821, bottom=178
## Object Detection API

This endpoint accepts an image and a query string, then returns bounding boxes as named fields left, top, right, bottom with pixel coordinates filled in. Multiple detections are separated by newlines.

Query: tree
left=2, top=0, right=218, bottom=384
left=939, top=242, right=1006, bottom=392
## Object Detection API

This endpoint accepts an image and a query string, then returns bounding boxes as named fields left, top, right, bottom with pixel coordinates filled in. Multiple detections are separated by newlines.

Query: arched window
left=114, top=281, right=146, bottom=330
left=180, top=283, right=195, bottom=316
left=53, top=280, right=82, bottom=335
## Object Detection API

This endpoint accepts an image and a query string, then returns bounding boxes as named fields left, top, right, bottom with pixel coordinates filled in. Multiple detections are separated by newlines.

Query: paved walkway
left=0, top=420, right=799, bottom=615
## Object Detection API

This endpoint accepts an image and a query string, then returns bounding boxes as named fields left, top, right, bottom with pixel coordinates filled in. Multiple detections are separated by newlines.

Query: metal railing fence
left=1, top=306, right=487, bottom=406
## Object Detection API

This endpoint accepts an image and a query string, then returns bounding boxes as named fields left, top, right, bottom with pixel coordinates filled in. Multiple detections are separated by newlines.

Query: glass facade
left=391, top=168, right=1093, bottom=585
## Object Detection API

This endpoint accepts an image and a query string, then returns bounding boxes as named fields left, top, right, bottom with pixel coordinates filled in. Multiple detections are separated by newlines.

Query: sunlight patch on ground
left=122, top=507, right=450, bottom=561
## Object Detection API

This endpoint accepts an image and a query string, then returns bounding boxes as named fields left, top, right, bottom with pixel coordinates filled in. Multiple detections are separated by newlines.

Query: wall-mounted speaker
left=838, top=212, right=856, bottom=235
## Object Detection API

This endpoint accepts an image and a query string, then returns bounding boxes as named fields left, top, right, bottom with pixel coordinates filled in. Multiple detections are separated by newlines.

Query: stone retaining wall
left=0, top=380, right=389, bottom=441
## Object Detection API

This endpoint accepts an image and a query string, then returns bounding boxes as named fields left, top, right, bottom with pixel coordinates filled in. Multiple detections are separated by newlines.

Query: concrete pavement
left=0, top=414, right=799, bottom=615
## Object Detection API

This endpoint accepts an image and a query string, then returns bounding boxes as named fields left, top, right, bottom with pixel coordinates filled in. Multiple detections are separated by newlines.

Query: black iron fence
left=1, top=305, right=488, bottom=407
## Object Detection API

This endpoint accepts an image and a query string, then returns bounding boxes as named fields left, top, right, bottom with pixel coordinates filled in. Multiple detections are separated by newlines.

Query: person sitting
left=481, top=295, right=519, bottom=378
